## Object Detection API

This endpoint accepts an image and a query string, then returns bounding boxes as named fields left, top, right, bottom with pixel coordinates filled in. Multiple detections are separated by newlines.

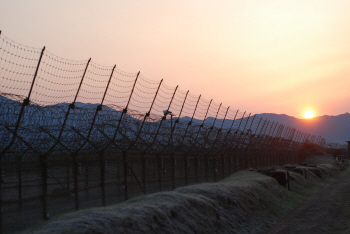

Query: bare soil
left=262, top=167, right=350, bottom=234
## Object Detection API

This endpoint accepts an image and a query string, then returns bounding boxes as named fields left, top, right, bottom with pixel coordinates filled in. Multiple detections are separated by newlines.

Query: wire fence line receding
left=0, top=32, right=336, bottom=233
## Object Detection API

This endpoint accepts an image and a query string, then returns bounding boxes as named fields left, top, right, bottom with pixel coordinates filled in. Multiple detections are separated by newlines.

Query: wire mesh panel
left=0, top=35, right=42, bottom=100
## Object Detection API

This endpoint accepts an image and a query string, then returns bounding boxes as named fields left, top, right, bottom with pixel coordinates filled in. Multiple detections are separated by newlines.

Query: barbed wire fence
left=0, top=31, right=342, bottom=233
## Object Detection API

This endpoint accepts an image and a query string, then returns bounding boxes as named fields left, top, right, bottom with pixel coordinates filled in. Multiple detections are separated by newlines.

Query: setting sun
left=304, top=110, right=314, bottom=119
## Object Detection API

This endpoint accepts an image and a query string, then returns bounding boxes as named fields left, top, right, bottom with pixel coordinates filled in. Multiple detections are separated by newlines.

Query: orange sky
left=1, top=0, right=350, bottom=118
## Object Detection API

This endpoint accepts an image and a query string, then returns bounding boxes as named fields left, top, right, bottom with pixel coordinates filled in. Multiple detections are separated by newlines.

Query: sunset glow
left=304, top=110, right=314, bottom=119
left=1, top=1, right=350, bottom=117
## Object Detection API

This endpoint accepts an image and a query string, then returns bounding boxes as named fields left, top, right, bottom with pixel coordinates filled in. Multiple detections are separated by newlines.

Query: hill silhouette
left=253, top=113, right=350, bottom=144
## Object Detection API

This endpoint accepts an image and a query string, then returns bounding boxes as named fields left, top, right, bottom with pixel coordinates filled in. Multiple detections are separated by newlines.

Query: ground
left=262, top=167, right=350, bottom=234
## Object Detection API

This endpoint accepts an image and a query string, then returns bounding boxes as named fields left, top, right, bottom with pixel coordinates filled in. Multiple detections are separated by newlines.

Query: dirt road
left=263, top=169, right=350, bottom=234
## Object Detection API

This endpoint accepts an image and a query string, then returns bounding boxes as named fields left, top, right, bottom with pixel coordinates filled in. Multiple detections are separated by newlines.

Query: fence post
left=0, top=46, right=45, bottom=230
left=224, top=110, right=239, bottom=175
left=144, top=86, right=178, bottom=153
left=243, top=114, right=256, bottom=169
left=263, top=121, right=274, bottom=166
left=72, top=153, right=79, bottom=210
left=78, top=65, right=116, bottom=153
left=40, top=154, right=49, bottom=220
left=256, top=119, right=267, bottom=168
left=168, top=90, right=189, bottom=152
left=262, top=120, right=272, bottom=167
left=157, top=154, right=162, bottom=191
left=1, top=46, right=45, bottom=158
left=141, top=154, right=146, bottom=194
left=251, top=117, right=263, bottom=168
left=178, top=94, right=201, bottom=186
left=207, top=104, right=230, bottom=181
left=123, top=151, right=128, bottom=200
left=100, top=152, right=106, bottom=206
left=229, top=111, right=246, bottom=172
left=268, top=122, right=279, bottom=166
left=273, top=124, right=283, bottom=165
left=277, top=125, right=286, bottom=165
left=265, top=121, right=277, bottom=167
left=217, top=106, right=230, bottom=179
left=17, top=157, right=22, bottom=211
left=193, top=99, right=212, bottom=183
left=103, top=72, right=140, bottom=152
left=203, top=103, right=222, bottom=182
left=139, top=85, right=179, bottom=192
left=209, top=106, right=230, bottom=180
left=171, top=153, right=176, bottom=190
left=127, top=79, right=163, bottom=152
left=234, top=113, right=251, bottom=170
left=44, top=58, right=91, bottom=158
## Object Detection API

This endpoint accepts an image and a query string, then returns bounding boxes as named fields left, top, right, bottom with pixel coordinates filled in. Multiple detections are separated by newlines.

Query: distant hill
left=1, top=95, right=347, bottom=145
left=253, top=113, right=350, bottom=144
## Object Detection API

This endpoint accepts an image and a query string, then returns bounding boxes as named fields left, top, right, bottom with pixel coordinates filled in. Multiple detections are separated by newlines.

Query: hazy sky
left=1, top=0, right=350, bottom=118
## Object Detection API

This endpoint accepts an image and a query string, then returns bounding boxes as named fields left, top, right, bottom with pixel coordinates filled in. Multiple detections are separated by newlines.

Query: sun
left=304, top=110, right=314, bottom=119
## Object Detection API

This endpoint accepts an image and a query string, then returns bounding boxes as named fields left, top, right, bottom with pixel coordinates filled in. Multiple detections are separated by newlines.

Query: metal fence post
left=223, top=110, right=239, bottom=175
left=123, top=151, right=128, bottom=200
left=100, top=152, right=106, bottom=206
left=234, top=113, right=251, bottom=170
left=78, top=65, right=116, bottom=153
left=128, top=79, right=163, bottom=151
left=103, top=72, right=140, bottom=151
left=43, top=58, right=91, bottom=162
left=40, top=154, right=49, bottom=220
left=203, top=103, right=222, bottom=182
left=229, top=111, right=246, bottom=171
left=251, top=117, right=263, bottom=168
left=73, top=153, right=79, bottom=210
left=193, top=99, right=212, bottom=183
left=1, top=46, right=45, bottom=157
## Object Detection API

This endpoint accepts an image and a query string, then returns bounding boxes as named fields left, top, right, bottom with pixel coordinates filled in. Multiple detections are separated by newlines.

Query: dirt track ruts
left=262, top=168, right=350, bottom=234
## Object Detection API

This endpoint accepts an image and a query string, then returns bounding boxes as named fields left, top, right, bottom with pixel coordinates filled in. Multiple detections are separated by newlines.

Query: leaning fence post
left=0, top=46, right=45, bottom=231
left=225, top=110, right=239, bottom=175
left=243, top=114, right=256, bottom=169
left=103, top=72, right=140, bottom=152
left=127, top=79, right=163, bottom=152
left=177, top=94, right=201, bottom=185
left=252, top=117, right=263, bottom=168
left=203, top=103, right=222, bottom=182
left=193, top=99, right=212, bottom=183
left=235, top=113, right=251, bottom=170
left=256, top=119, right=267, bottom=168
left=144, top=85, right=178, bottom=154
left=230, top=111, right=246, bottom=172
left=78, top=65, right=116, bottom=153
left=44, top=58, right=91, bottom=158
left=1, top=46, right=45, bottom=157
left=268, top=122, right=278, bottom=166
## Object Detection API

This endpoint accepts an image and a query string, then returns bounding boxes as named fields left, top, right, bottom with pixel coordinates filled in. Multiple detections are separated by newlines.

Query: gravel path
left=263, top=168, right=350, bottom=234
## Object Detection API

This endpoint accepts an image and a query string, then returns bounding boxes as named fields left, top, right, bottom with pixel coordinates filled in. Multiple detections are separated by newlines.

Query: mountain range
left=252, top=113, right=350, bottom=145
left=1, top=94, right=348, bottom=146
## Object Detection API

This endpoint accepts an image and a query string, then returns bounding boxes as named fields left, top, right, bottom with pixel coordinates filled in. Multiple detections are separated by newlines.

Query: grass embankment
left=24, top=155, right=346, bottom=234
